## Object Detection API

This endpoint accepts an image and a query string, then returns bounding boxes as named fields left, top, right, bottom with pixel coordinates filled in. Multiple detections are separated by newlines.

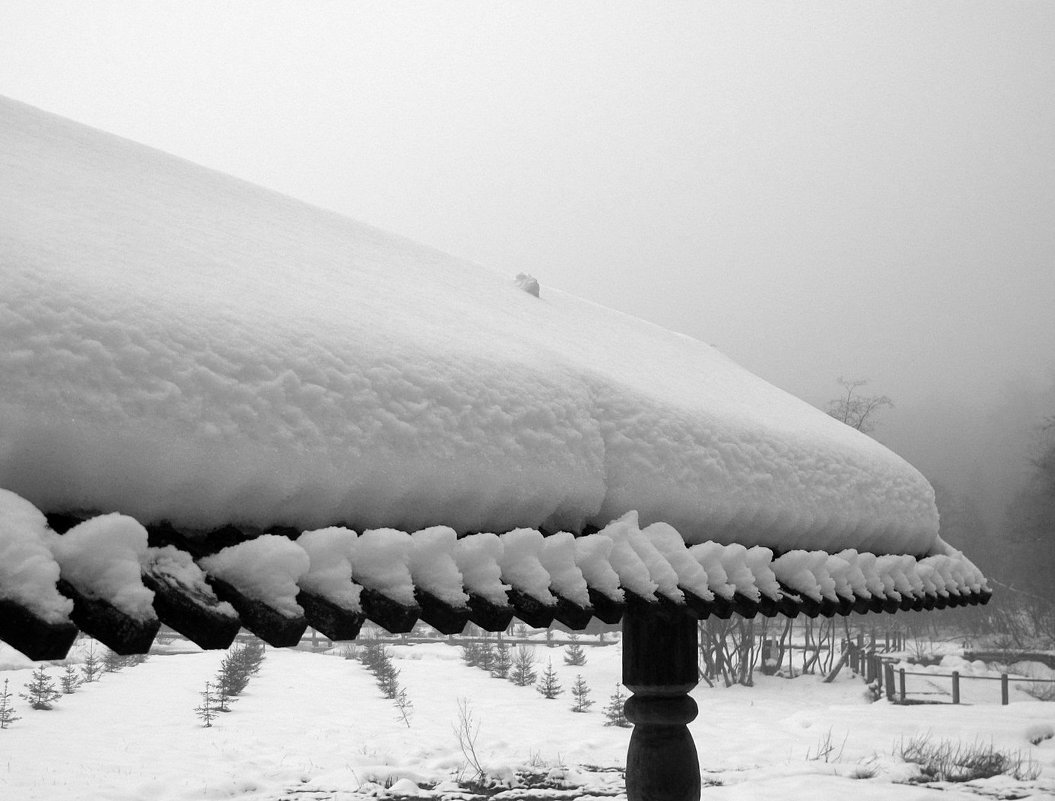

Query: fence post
left=952, top=671, right=960, bottom=705
left=1001, top=673, right=1009, bottom=706
left=898, top=668, right=906, bottom=704
left=884, top=663, right=895, bottom=701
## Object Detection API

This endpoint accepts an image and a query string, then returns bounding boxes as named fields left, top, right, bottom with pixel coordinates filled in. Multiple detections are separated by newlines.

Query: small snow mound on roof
left=598, top=515, right=658, bottom=601
left=498, top=529, right=555, bottom=605
left=744, top=547, right=780, bottom=600
left=643, top=521, right=712, bottom=600
left=690, top=542, right=735, bottom=600
left=877, top=554, right=921, bottom=599
left=932, top=538, right=988, bottom=593
left=718, top=543, right=761, bottom=602
left=853, top=552, right=887, bottom=598
left=539, top=531, right=590, bottom=607
left=353, top=529, right=416, bottom=606
left=199, top=535, right=309, bottom=618
left=408, top=526, right=469, bottom=607
left=572, top=534, right=623, bottom=603
left=771, top=551, right=821, bottom=602
left=452, top=533, right=509, bottom=606
left=0, top=489, right=72, bottom=623
left=833, top=550, right=870, bottom=599
left=620, top=515, right=683, bottom=603
left=514, top=273, right=540, bottom=297
left=49, top=513, right=154, bottom=620
left=296, top=527, right=363, bottom=612
left=145, top=546, right=236, bottom=617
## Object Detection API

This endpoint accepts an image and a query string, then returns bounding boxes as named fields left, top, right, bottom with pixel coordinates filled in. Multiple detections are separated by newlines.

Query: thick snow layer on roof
left=0, top=96, right=940, bottom=555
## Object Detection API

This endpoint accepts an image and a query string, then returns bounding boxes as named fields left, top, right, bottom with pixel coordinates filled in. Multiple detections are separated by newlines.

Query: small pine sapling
left=103, top=648, right=126, bottom=673
left=359, top=639, right=385, bottom=673
left=603, top=685, right=630, bottom=727
left=369, top=645, right=401, bottom=699
left=0, top=678, right=20, bottom=728
left=460, top=641, right=481, bottom=667
left=570, top=674, right=593, bottom=712
left=491, top=643, right=513, bottom=678
left=80, top=642, right=102, bottom=683
left=195, top=682, right=216, bottom=727
left=478, top=642, right=496, bottom=672
left=60, top=663, right=82, bottom=694
left=563, top=638, right=587, bottom=667
left=393, top=687, right=413, bottom=728
left=215, top=649, right=251, bottom=698
left=211, top=681, right=236, bottom=713
left=20, top=666, right=61, bottom=710
left=509, top=645, right=538, bottom=687
left=237, top=639, right=266, bottom=676
left=536, top=659, right=563, bottom=699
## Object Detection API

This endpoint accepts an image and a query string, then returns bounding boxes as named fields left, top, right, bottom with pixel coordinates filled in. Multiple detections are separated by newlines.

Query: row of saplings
left=194, top=640, right=267, bottom=727
left=0, top=642, right=148, bottom=728
left=345, top=637, right=630, bottom=727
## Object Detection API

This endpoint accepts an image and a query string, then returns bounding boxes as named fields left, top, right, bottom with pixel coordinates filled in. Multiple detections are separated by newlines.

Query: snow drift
left=0, top=96, right=939, bottom=555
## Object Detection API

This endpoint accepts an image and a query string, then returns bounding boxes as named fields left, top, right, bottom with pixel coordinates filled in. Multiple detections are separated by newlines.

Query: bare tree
left=826, top=378, right=893, bottom=435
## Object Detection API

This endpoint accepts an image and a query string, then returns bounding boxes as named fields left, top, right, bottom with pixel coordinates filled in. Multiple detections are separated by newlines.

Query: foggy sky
left=2, top=2, right=1054, bottom=508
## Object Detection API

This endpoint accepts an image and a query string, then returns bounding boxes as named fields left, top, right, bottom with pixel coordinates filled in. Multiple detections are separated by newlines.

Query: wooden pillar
left=622, top=610, right=700, bottom=801
left=1001, top=673, right=1009, bottom=706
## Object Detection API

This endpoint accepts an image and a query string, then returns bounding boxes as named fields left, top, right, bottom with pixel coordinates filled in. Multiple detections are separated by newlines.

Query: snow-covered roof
left=0, top=96, right=939, bottom=557
left=0, top=96, right=993, bottom=660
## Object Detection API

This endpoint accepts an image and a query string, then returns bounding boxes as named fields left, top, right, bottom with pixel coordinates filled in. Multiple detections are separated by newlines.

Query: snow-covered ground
left=1, top=636, right=1052, bottom=801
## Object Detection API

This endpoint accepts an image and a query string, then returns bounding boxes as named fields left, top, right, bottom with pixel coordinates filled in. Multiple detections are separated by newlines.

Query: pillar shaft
left=622, top=610, right=701, bottom=801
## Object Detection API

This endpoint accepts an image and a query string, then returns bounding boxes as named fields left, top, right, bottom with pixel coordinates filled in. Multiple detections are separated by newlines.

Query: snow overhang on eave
left=0, top=495, right=990, bottom=662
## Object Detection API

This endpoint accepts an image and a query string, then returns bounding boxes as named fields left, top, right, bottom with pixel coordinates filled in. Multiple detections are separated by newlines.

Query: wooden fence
left=883, top=664, right=1053, bottom=705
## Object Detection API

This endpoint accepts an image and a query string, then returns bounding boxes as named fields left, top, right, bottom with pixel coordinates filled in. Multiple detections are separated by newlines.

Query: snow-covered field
left=2, top=635, right=1052, bottom=801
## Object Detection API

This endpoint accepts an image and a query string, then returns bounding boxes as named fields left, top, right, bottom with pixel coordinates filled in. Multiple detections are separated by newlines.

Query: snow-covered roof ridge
left=0, top=95, right=940, bottom=555
left=0, top=490, right=990, bottom=661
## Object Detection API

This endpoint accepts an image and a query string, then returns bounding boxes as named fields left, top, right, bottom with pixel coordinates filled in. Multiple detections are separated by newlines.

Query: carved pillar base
left=622, top=610, right=701, bottom=801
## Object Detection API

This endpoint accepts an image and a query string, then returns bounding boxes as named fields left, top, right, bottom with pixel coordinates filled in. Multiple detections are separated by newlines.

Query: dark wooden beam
left=57, top=579, right=160, bottom=655
left=465, top=592, right=515, bottom=632
left=297, top=590, right=366, bottom=642
left=359, top=587, right=420, bottom=634
left=414, top=588, right=469, bottom=635
left=552, top=594, right=593, bottom=630
left=0, top=598, right=78, bottom=661
left=141, top=567, right=241, bottom=650
left=206, top=577, right=306, bottom=648
left=506, top=588, right=556, bottom=628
